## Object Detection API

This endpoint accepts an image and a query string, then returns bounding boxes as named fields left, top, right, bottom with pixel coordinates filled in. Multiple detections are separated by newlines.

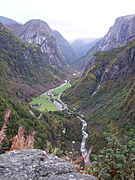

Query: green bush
left=88, top=131, right=135, bottom=179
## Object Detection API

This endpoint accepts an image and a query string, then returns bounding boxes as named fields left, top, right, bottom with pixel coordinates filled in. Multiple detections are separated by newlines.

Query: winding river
left=50, top=81, right=90, bottom=164
left=31, top=80, right=90, bottom=164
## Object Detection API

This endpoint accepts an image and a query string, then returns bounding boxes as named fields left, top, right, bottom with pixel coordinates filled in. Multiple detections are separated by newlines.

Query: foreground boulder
left=0, top=149, right=95, bottom=180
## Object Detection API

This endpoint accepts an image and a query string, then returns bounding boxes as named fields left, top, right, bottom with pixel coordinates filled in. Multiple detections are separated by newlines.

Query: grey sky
left=0, top=0, right=135, bottom=40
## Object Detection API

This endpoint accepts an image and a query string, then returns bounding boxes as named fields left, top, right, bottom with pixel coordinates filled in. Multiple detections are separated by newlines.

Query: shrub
left=88, top=131, right=135, bottom=179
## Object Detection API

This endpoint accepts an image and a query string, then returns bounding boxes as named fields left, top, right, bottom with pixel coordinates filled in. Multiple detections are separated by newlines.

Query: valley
left=30, top=79, right=90, bottom=166
left=0, top=14, right=135, bottom=179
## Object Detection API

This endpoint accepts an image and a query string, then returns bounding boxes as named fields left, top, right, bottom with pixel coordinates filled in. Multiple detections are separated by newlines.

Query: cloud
left=0, top=0, right=135, bottom=40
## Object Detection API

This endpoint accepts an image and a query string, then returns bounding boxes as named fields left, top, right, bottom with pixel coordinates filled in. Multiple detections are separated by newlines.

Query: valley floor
left=30, top=80, right=71, bottom=112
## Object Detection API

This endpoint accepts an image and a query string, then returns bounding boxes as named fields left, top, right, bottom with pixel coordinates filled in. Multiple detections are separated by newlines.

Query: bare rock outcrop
left=0, top=149, right=95, bottom=180
left=14, top=19, right=68, bottom=69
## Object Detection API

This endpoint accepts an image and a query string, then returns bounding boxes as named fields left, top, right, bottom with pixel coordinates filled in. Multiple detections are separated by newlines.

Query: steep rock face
left=63, top=39, right=135, bottom=110
left=14, top=19, right=68, bottom=69
left=98, top=14, right=135, bottom=51
left=52, top=30, right=77, bottom=65
left=88, top=45, right=135, bottom=82
left=0, top=149, right=95, bottom=180
left=99, top=48, right=135, bottom=81
left=85, top=42, right=135, bottom=83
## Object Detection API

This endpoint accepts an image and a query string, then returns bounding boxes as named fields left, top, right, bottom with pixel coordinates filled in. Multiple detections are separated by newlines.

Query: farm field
left=52, top=83, right=71, bottom=100
left=30, top=81, right=71, bottom=112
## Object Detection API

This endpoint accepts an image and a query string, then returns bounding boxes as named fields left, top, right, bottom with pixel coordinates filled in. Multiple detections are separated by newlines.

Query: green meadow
left=30, top=94, right=57, bottom=112
left=52, top=83, right=71, bottom=100
left=30, top=82, right=71, bottom=112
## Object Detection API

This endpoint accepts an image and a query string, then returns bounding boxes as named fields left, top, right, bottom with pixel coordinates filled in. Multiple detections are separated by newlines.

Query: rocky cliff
left=79, top=14, right=135, bottom=69
left=0, top=16, right=77, bottom=68
left=97, top=14, right=135, bottom=51
left=0, top=149, right=95, bottom=180
left=52, top=30, right=77, bottom=65
left=14, top=19, right=68, bottom=70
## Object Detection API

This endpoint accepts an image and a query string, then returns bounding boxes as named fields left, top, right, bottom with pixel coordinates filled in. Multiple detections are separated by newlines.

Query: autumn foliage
left=0, top=109, right=11, bottom=143
left=10, top=126, right=36, bottom=151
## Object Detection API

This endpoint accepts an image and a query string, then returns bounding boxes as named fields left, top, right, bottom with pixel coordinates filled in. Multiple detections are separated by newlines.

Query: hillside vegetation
left=0, top=23, right=81, bottom=153
left=62, top=39, right=135, bottom=150
left=0, top=23, right=69, bottom=101
left=0, top=92, right=82, bottom=153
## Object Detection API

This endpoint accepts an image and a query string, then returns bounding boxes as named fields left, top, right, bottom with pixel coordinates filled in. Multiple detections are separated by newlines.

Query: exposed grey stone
left=98, top=14, right=135, bottom=51
left=13, top=19, right=68, bottom=69
left=0, top=149, right=95, bottom=180
left=39, top=173, right=95, bottom=180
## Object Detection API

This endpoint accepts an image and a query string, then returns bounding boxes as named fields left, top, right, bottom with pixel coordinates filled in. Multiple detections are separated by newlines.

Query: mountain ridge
left=0, top=16, right=20, bottom=25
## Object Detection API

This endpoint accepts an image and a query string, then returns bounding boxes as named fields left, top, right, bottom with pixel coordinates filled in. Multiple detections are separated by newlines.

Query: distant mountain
left=71, top=38, right=101, bottom=71
left=71, top=38, right=99, bottom=58
left=52, top=30, right=77, bottom=65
